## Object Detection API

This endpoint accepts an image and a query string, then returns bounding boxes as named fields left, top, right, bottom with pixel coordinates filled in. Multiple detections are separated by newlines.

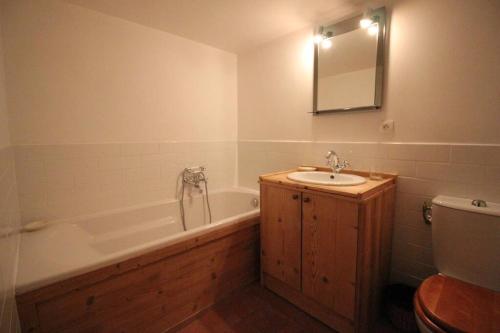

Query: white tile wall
left=15, top=142, right=237, bottom=224
left=0, top=146, right=21, bottom=332
left=12, top=140, right=500, bottom=288
left=238, top=140, right=500, bottom=286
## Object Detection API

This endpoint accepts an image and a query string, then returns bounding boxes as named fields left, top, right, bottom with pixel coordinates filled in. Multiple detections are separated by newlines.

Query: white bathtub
left=16, top=188, right=260, bottom=294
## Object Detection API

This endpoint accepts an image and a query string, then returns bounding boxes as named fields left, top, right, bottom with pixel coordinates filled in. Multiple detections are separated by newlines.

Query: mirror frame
left=312, top=7, right=386, bottom=114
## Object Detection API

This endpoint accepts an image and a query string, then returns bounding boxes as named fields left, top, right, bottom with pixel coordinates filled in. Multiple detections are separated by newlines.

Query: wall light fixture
left=314, top=29, right=334, bottom=49
left=360, top=9, right=380, bottom=36
left=360, top=9, right=374, bottom=28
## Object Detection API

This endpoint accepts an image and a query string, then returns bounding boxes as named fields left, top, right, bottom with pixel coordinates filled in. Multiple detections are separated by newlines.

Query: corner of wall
left=0, top=5, right=22, bottom=331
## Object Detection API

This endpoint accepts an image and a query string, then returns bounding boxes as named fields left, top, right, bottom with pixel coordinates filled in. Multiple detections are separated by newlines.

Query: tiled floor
left=172, top=283, right=402, bottom=333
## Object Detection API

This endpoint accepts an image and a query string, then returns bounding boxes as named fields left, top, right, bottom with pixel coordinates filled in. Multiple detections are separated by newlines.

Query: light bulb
left=368, top=23, right=379, bottom=36
left=313, top=34, right=324, bottom=44
left=321, top=38, right=332, bottom=49
left=360, top=18, right=373, bottom=29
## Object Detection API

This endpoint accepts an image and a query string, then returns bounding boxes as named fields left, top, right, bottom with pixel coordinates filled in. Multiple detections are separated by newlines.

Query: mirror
left=313, top=8, right=386, bottom=114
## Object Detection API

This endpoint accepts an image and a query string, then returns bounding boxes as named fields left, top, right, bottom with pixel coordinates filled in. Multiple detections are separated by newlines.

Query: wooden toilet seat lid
left=415, top=275, right=500, bottom=333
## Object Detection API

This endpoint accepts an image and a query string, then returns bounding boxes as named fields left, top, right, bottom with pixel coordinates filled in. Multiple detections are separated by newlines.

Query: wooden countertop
left=259, top=167, right=397, bottom=200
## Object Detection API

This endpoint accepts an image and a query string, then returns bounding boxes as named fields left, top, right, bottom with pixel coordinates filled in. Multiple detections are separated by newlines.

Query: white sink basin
left=287, top=171, right=367, bottom=186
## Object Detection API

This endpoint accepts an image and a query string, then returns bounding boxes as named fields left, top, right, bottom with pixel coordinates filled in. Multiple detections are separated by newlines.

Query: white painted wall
left=1, top=0, right=237, bottom=144
left=317, top=68, right=376, bottom=110
left=238, top=0, right=500, bottom=143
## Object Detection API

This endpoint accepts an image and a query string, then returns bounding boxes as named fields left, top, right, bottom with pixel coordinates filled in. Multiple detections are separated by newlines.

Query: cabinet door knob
left=303, top=197, right=311, bottom=203
left=292, top=194, right=299, bottom=200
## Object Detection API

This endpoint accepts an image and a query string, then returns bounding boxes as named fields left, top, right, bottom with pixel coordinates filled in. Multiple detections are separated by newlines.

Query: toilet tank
left=432, top=195, right=500, bottom=291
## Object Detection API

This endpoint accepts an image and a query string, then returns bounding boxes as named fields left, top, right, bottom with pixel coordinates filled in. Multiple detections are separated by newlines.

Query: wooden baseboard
left=262, top=274, right=355, bottom=333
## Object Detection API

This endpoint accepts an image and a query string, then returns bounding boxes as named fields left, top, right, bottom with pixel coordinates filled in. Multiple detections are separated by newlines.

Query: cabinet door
left=302, top=192, right=358, bottom=320
left=260, top=184, right=302, bottom=290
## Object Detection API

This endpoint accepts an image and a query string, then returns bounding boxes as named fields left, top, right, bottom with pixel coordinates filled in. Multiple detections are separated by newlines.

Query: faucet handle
left=325, top=150, right=337, bottom=159
left=336, top=160, right=350, bottom=173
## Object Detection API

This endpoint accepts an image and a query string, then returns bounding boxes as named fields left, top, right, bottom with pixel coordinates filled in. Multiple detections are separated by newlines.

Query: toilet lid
left=416, top=275, right=500, bottom=333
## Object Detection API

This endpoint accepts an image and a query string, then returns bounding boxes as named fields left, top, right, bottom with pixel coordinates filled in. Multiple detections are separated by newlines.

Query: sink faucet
left=325, top=150, right=350, bottom=174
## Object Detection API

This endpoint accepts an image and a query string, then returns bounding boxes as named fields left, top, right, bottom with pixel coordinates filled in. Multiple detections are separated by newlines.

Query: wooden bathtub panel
left=17, top=217, right=259, bottom=305
left=38, top=236, right=256, bottom=332
left=17, top=220, right=260, bottom=333
left=37, top=231, right=256, bottom=324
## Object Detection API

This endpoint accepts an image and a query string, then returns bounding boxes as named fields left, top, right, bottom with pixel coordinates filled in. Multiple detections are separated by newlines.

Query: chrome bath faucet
left=182, top=166, right=208, bottom=188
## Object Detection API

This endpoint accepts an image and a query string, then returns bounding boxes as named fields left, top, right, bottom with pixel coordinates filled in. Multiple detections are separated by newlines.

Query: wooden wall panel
left=17, top=221, right=260, bottom=333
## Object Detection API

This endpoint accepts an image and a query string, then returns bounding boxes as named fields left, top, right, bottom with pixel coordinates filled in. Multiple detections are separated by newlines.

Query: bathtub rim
left=16, top=187, right=260, bottom=295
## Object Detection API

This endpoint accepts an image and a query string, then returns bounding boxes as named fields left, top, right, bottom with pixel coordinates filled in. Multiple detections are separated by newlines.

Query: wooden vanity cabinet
left=260, top=185, right=302, bottom=290
left=259, top=170, right=396, bottom=333
left=302, top=191, right=359, bottom=321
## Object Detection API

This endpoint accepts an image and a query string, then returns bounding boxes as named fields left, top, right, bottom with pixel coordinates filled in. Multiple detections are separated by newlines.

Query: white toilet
left=414, top=195, right=500, bottom=333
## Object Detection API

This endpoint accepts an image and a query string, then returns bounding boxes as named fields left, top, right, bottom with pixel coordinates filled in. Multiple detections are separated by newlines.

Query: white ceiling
left=64, top=0, right=380, bottom=53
